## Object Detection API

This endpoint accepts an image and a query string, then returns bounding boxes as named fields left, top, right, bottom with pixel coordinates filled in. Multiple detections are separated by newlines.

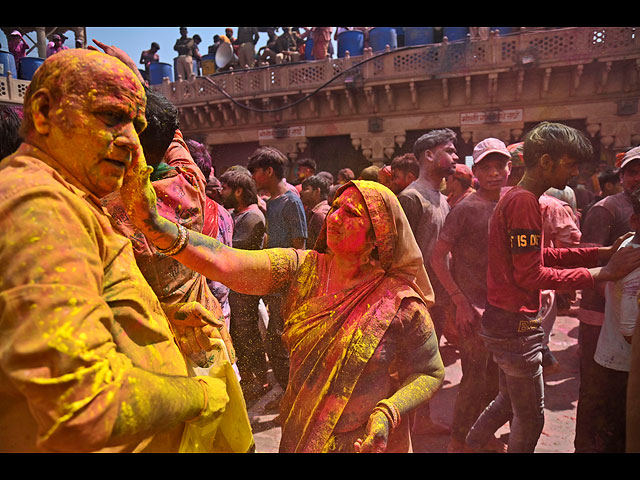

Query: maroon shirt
left=487, top=186, right=600, bottom=314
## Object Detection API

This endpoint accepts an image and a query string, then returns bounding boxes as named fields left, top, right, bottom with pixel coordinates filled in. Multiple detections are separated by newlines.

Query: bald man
left=0, top=49, right=244, bottom=453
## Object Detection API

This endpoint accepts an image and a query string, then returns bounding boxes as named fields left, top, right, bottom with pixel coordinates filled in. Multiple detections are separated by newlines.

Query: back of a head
left=138, top=88, right=180, bottom=166
left=186, top=139, right=212, bottom=179
left=359, top=165, right=380, bottom=181
left=337, top=168, right=355, bottom=183
left=1, top=106, right=23, bottom=159
left=391, top=153, right=420, bottom=178
left=522, top=121, right=593, bottom=168
left=302, top=174, right=331, bottom=199
left=413, top=128, right=457, bottom=158
left=247, top=146, right=287, bottom=179
left=598, top=166, right=621, bottom=190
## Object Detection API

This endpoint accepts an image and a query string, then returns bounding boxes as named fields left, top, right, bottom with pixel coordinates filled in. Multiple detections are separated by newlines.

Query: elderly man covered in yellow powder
left=0, top=49, right=252, bottom=453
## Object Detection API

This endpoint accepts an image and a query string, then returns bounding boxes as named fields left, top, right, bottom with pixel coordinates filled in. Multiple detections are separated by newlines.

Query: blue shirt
left=266, top=190, right=307, bottom=248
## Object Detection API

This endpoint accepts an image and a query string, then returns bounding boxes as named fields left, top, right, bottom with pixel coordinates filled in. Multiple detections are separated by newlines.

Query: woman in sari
left=120, top=152, right=445, bottom=453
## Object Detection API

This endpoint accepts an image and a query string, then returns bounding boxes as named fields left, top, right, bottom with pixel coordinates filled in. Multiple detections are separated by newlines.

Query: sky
left=1, top=27, right=337, bottom=67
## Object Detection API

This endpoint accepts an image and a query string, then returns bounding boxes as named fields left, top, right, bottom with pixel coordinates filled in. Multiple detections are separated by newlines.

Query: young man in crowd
left=219, top=168, right=271, bottom=403
left=390, top=153, right=420, bottom=195
left=464, top=122, right=640, bottom=453
left=445, top=163, right=475, bottom=207
left=299, top=174, right=332, bottom=249
left=294, top=157, right=317, bottom=193
left=247, top=146, right=307, bottom=409
left=398, top=128, right=458, bottom=437
left=431, top=138, right=512, bottom=453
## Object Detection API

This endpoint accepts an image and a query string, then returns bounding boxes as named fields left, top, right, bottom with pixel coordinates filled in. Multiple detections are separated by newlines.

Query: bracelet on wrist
left=186, top=378, right=209, bottom=423
left=373, top=399, right=401, bottom=431
left=155, top=223, right=189, bottom=256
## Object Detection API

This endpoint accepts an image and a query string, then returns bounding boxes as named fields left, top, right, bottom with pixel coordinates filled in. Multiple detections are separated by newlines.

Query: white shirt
left=594, top=237, right=640, bottom=372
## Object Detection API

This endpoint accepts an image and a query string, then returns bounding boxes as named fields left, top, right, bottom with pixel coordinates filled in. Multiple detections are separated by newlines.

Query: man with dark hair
left=139, top=42, right=160, bottom=81
left=390, top=153, right=420, bottom=194
left=465, top=122, right=640, bottom=453
left=174, top=27, right=195, bottom=81
left=575, top=145, right=640, bottom=452
left=300, top=174, right=331, bottom=248
left=219, top=169, right=270, bottom=402
left=247, top=146, right=307, bottom=403
left=398, top=128, right=458, bottom=438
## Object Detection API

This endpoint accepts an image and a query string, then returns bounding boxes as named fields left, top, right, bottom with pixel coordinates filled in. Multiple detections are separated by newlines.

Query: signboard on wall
left=460, top=109, right=524, bottom=126
left=258, top=126, right=306, bottom=140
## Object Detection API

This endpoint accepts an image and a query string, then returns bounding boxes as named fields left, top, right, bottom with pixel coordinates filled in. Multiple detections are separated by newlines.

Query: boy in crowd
left=431, top=138, right=512, bottom=453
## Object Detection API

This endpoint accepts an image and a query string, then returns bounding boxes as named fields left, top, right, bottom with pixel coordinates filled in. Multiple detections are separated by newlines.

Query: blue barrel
left=201, top=54, right=216, bottom=75
left=305, top=37, right=314, bottom=60
left=491, top=27, right=514, bottom=36
left=337, top=30, right=364, bottom=58
left=18, top=57, right=44, bottom=80
left=0, top=50, right=17, bottom=77
left=404, top=27, right=434, bottom=46
left=369, top=27, right=397, bottom=52
left=149, top=62, right=172, bottom=85
left=443, top=27, right=469, bottom=42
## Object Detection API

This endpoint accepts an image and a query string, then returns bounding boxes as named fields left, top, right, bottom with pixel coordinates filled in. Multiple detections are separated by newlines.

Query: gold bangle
left=374, top=399, right=401, bottom=430
left=372, top=406, right=395, bottom=430
left=156, top=223, right=189, bottom=256
left=186, top=378, right=209, bottom=423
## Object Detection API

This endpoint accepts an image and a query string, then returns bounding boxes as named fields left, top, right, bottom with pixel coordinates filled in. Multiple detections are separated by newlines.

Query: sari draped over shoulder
left=276, top=180, right=435, bottom=453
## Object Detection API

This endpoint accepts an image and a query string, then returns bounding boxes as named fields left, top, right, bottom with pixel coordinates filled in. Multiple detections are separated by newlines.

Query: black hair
left=219, top=169, right=258, bottom=205
left=301, top=174, right=331, bottom=199
left=296, top=157, right=317, bottom=172
left=247, top=146, right=288, bottom=179
left=138, top=88, right=180, bottom=166
left=413, top=128, right=457, bottom=159
left=0, top=106, right=23, bottom=159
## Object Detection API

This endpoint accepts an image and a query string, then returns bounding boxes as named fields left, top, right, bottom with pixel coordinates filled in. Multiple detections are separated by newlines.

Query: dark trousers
left=450, top=331, right=499, bottom=442
left=574, top=322, right=628, bottom=452
left=263, top=293, right=290, bottom=391
left=228, top=290, right=268, bottom=386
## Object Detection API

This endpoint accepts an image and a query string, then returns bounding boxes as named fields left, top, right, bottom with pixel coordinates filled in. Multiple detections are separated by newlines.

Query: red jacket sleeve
left=506, top=192, right=595, bottom=291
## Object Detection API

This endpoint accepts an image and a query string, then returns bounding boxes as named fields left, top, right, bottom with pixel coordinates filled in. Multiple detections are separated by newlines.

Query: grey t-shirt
left=398, top=179, right=450, bottom=304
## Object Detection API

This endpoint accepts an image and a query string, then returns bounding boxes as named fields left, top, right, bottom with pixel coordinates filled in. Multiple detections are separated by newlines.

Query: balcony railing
left=2, top=27, right=637, bottom=108
left=158, top=26, right=639, bottom=107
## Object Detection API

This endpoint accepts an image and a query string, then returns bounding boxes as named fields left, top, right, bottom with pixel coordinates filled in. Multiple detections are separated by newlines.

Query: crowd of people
left=139, top=27, right=537, bottom=79
left=1, top=36, right=640, bottom=454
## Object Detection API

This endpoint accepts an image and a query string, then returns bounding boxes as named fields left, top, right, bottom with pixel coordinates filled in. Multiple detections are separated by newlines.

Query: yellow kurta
left=0, top=144, right=189, bottom=452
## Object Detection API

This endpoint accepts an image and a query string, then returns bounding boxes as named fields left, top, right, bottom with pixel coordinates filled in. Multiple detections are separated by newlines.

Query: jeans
left=263, top=293, right=290, bottom=390
left=466, top=328, right=545, bottom=453
left=450, top=332, right=499, bottom=442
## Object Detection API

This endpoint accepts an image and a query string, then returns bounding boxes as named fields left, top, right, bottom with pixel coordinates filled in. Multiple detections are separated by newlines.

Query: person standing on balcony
left=8, top=30, right=28, bottom=65
left=310, top=27, right=333, bottom=60
left=235, top=27, right=260, bottom=68
left=139, top=42, right=160, bottom=81
left=173, top=27, right=195, bottom=81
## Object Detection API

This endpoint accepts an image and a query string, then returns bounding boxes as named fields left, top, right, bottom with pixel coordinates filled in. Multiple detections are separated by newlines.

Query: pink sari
left=277, top=180, right=434, bottom=452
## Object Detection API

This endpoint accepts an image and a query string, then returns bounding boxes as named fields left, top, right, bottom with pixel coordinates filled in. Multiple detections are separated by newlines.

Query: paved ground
left=246, top=311, right=582, bottom=453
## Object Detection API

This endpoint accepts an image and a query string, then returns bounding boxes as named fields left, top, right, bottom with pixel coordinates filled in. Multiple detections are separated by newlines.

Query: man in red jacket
left=464, top=122, right=640, bottom=453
